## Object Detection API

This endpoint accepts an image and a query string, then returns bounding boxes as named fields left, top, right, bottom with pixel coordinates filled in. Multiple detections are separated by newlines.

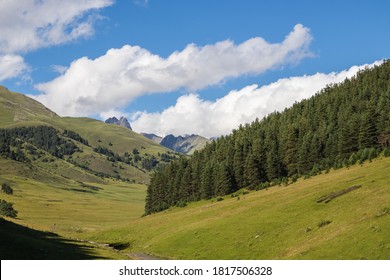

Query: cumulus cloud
left=0, top=0, right=113, bottom=54
left=130, top=61, right=383, bottom=138
left=34, top=24, right=313, bottom=116
left=0, top=55, right=29, bottom=81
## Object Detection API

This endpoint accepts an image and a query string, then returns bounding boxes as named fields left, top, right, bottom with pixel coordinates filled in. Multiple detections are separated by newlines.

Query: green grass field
left=1, top=156, right=389, bottom=260
left=83, top=157, right=390, bottom=260
left=0, top=158, right=147, bottom=236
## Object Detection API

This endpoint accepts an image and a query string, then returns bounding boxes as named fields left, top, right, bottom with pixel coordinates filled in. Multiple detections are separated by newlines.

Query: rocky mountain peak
left=105, top=116, right=132, bottom=130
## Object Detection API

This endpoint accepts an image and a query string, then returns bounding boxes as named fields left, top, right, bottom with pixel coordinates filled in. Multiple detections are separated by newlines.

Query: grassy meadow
left=1, top=155, right=389, bottom=259
left=83, top=157, right=390, bottom=260
left=0, top=158, right=147, bottom=236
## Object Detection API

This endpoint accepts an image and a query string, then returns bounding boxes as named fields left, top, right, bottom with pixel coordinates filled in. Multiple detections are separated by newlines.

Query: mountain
left=145, top=60, right=390, bottom=214
left=142, top=133, right=211, bottom=155
left=0, top=86, right=177, bottom=185
left=141, top=133, right=163, bottom=144
left=105, top=116, right=132, bottom=130
left=160, top=134, right=211, bottom=155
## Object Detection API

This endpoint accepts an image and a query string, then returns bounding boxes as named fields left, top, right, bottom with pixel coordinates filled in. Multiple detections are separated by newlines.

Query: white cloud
left=0, top=0, right=113, bottom=54
left=34, top=24, right=312, bottom=116
left=51, top=65, right=68, bottom=75
left=100, top=109, right=128, bottom=121
left=0, top=55, right=29, bottom=81
left=130, top=61, right=383, bottom=138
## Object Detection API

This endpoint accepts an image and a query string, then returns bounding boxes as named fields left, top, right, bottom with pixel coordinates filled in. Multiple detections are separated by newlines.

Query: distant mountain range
left=142, top=133, right=211, bottom=155
left=104, top=116, right=211, bottom=155
left=141, top=133, right=163, bottom=144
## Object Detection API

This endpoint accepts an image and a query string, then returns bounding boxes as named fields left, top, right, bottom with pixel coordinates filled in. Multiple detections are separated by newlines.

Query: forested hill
left=145, top=60, right=390, bottom=214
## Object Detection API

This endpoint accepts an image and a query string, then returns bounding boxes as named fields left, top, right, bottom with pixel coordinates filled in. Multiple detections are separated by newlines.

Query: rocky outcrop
left=105, top=116, right=132, bottom=130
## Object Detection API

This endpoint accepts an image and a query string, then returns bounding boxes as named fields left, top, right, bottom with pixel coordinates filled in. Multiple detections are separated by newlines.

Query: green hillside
left=0, top=85, right=179, bottom=259
left=0, top=218, right=127, bottom=260
left=0, top=86, right=179, bottom=185
left=84, top=157, right=390, bottom=260
left=146, top=60, right=390, bottom=214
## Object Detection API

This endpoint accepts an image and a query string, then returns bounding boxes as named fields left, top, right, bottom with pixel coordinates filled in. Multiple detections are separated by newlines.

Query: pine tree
left=233, top=142, right=245, bottom=189
left=214, top=162, right=233, bottom=196
left=244, top=151, right=260, bottom=189
left=200, top=161, right=215, bottom=199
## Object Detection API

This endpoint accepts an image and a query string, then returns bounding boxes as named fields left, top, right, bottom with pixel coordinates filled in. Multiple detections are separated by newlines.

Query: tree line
left=0, top=126, right=84, bottom=161
left=145, top=60, right=390, bottom=214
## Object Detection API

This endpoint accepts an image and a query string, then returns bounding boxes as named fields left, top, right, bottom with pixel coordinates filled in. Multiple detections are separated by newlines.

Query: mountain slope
left=85, top=157, right=390, bottom=259
left=0, top=86, right=57, bottom=127
left=159, top=134, right=211, bottom=155
left=141, top=133, right=163, bottom=144
left=0, top=86, right=178, bottom=184
left=145, top=60, right=390, bottom=214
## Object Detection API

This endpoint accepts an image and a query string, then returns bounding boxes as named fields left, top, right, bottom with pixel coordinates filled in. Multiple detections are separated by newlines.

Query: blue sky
left=0, top=0, right=389, bottom=137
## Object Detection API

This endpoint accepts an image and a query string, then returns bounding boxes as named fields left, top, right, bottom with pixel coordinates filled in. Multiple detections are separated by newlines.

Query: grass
left=0, top=218, right=127, bottom=260
left=0, top=158, right=147, bottom=237
left=0, top=86, right=173, bottom=185
left=84, top=157, right=390, bottom=260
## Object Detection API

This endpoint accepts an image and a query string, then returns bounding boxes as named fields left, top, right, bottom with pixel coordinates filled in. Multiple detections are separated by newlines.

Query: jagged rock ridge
left=105, top=116, right=132, bottom=130
left=143, top=133, right=211, bottom=155
left=141, top=133, right=163, bottom=144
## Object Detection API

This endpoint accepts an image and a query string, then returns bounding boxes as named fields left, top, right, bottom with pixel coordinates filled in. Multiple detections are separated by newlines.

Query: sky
left=0, top=0, right=389, bottom=138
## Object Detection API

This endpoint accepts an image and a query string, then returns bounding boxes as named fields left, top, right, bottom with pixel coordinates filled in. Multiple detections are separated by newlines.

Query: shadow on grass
left=0, top=218, right=107, bottom=260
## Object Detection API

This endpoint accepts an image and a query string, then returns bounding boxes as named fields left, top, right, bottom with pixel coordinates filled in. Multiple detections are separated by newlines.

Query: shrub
left=1, top=183, right=13, bottom=195
left=256, top=181, right=270, bottom=190
left=348, top=153, right=358, bottom=165
left=0, top=199, right=18, bottom=218
left=291, top=174, right=299, bottom=183
left=176, top=200, right=187, bottom=208
left=271, top=178, right=281, bottom=186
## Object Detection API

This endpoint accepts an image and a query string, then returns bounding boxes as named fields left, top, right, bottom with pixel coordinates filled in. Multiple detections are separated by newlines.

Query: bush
left=176, top=200, right=187, bottom=208
left=291, top=174, right=299, bottom=183
left=384, top=148, right=390, bottom=157
left=0, top=199, right=18, bottom=218
left=1, top=183, right=13, bottom=195
left=256, top=181, right=270, bottom=190
left=348, top=153, right=358, bottom=165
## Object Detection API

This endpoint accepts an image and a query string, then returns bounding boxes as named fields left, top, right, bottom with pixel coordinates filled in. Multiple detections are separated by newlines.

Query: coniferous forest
left=145, top=61, right=390, bottom=214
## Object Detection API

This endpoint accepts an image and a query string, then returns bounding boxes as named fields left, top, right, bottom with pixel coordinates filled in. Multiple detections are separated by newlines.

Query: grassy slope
left=0, top=86, right=170, bottom=157
left=0, top=158, right=146, bottom=236
left=85, top=157, right=390, bottom=260
left=0, top=86, right=163, bottom=259
left=0, top=218, right=127, bottom=260
left=0, top=86, right=174, bottom=183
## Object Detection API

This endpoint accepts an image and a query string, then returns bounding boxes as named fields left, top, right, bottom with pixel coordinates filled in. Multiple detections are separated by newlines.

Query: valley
left=0, top=62, right=389, bottom=260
